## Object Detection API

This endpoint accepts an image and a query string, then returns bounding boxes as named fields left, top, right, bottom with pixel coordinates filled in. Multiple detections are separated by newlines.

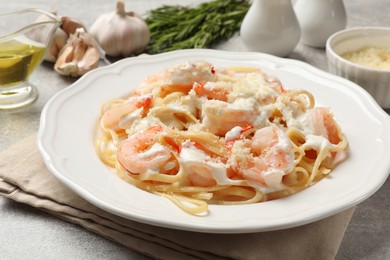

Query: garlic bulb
left=90, top=0, right=150, bottom=57
left=54, top=28, right=101, bottom=77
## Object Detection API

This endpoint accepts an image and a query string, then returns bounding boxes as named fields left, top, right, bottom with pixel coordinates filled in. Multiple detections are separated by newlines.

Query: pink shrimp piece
left=138, top=61, right=216, bottom=94
left=192, top=82, right=229, bottom=102
left=237, top=125, right=294, bottom=186
left=187, top=164, right=217, bottom=187
left=178, top=140, right=223, bottom=187
left=101, top=94, right=152, bottom=131
left=311, top=107, right=341, bottom=144
left=117, top=126, right=172, bottom=174
left=201, top=101, right=256, bottom=136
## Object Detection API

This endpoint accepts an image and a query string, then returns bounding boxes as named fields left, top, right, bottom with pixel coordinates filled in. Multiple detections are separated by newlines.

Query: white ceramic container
left=326, top=27, right=390, bottom=108
left=240, top=0, right=300, bottom=57
left=295, top=0, right=347, bottom=48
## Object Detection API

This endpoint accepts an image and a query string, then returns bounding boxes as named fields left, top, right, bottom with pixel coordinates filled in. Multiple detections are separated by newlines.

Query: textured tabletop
left=0, top=0, right=389, bottom=259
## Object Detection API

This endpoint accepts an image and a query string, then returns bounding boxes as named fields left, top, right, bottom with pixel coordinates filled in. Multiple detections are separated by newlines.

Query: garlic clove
left=61, top=16, right=87, bottom=35
left=54, top=28, right=100, bottom=77
left=77, top=47, right=100, bottom=73
left=72, top=38, right=87, bottom=62
left=90, top=0, right=150, bottom=57
left=45, top=28, right=68, bottom=62
left=79, top=30, right=111, bottom=65
left=54, top=44, right=77, bottom=75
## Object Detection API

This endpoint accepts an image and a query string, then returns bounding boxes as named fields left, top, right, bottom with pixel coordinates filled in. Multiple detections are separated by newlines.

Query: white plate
left=38, top=49, right=390, bottom=233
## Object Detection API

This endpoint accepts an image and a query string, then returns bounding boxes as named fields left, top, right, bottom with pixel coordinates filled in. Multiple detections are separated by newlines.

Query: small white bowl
left=326, top=27, right=390, bottom=108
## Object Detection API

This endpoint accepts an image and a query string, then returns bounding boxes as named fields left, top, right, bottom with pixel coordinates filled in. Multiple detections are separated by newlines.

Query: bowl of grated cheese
left=326, top=27, right=390, bottom=108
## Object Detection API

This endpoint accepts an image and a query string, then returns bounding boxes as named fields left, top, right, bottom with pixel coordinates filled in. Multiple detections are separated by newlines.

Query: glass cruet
left=0, top=8, right=60, bottom=109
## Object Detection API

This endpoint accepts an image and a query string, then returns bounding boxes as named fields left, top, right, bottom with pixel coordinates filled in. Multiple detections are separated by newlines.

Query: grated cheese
left=341, top=46, right=390, bottom=70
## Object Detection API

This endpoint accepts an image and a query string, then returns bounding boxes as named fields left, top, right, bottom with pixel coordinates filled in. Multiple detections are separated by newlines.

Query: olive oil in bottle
left=0, top=38, right=46, bottom=86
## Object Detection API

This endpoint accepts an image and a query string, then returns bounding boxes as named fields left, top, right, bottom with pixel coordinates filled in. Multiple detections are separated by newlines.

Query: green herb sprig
left=145, top=0, right=250, bottom=54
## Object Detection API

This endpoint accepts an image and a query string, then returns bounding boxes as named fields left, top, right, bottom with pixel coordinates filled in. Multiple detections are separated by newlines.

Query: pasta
left=95, top=61, right=348, bottom=215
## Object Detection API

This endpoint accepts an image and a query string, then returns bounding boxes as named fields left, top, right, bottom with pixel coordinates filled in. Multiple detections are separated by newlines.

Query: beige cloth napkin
left=0, top=134, right=354, bottom=260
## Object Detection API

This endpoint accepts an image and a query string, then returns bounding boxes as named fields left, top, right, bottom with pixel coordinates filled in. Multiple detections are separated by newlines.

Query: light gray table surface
left=1, top=0, right=389, bottom=259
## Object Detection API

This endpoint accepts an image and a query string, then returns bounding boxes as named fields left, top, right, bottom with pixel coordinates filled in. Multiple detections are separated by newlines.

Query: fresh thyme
left=145, top=0, right=250, bottom=54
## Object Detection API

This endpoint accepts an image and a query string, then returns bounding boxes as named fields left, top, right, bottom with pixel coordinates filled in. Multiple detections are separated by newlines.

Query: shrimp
left=231, top=125, right=294, bottom=188
left=192, top=82, right=231, bottom=102
left=178, top=140, right=241, bottom=187
left=178, top=140, right=218, bottom=187
left=311, top=107, right=341, bottom=145
left=137, top=61, right=216, bottom=96
left=101, top=94, right=152, bottom=131
left=187, top=164, right=218, bottom=187
left=201, top=100, right=257, bottom=136
left=117, top=126, right=172, bottom=174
